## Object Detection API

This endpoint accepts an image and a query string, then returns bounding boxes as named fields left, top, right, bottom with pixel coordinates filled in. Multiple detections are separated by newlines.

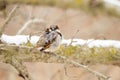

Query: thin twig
left=16, top=18, right=44, bottom=35
left=63, top=29, right=79, bottom=78
left=0, top=5, right=19, bottom=37
left=51, top=52, right=110, bottom=80
left=69, top=29, right=79, bottom=46
left=17, top=7, right=49, bottom=35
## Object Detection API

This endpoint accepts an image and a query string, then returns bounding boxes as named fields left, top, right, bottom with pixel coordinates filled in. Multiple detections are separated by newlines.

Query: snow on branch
left=0, top=34, right=116, bottom=80
left=1, top=34, right=120, bottom=48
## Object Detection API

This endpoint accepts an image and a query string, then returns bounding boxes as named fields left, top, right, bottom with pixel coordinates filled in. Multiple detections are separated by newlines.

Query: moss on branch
left=1, top=44, right=120, bottom=80
left=0, top=44, right=120, bottom=65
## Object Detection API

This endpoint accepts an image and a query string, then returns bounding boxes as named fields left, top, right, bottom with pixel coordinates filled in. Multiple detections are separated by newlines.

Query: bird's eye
left=50, top=27, right=53, bottom=30
left=45, top=28, right=50, bottom=34
left=55, top=25, right=59, bottom=29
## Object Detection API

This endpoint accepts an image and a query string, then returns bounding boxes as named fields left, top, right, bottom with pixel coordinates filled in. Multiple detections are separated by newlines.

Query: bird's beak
left=56, top=30, right=62, bottom=38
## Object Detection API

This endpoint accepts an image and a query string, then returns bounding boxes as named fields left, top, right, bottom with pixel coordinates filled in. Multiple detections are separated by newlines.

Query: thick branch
left=0, top=44, right=110, bottom=80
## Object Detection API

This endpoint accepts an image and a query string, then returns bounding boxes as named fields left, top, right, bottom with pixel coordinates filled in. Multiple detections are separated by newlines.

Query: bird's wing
left=36, top=34, right=48, bottom=47
left=39, top=31, right=58, bottom=51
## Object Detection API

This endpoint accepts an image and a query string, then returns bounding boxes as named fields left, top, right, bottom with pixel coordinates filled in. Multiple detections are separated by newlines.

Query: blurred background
left=0, top=0, right=120, bottom=40
left=0, top=0, right=120, bottom=80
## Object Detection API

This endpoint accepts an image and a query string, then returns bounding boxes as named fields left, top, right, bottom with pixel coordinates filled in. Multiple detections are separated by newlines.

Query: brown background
left=0, top=5, right=120, bottom=80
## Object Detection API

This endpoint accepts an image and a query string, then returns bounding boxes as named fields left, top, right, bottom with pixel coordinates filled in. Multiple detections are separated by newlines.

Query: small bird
left=36, top=25, right=62, bottom=52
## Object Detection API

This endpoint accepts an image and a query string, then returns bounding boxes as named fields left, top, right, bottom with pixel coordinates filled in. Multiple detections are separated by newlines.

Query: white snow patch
left=1, top=34, right=120, bottom=48
left=1, top=34, right=39, bottom=45
left=103, top=0, right=120, bottom=7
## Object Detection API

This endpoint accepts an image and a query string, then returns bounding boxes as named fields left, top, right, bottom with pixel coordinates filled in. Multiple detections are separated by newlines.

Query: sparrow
left=36, top=25, right=62, bottom=52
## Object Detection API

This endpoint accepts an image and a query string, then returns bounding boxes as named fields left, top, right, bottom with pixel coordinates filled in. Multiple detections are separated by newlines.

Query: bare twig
left=17, top=7, right=50, bottom=35
left=0, top=5, right=19, bottom=37
left=16, top=18, right=45, bottom=35
left=51, top=52, right=110, bottom=80
left=63, top=29, right=79, bottom=79
left=69, top=29, right=79, bottom=46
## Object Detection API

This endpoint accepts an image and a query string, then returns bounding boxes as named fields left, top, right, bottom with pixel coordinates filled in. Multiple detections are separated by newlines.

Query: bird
left=36, top=25, right=62, bottom=52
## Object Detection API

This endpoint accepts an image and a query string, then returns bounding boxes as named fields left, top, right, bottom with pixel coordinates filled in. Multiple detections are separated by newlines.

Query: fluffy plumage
left=36, top=25, right=62, bottom=52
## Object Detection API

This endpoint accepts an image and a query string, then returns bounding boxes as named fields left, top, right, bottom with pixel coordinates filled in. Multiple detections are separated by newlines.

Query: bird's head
left=50, top=25, right=59, bottom=31
left=45, top=28, right=51, bottom=34
left=50, top=25, right=62, bottom=38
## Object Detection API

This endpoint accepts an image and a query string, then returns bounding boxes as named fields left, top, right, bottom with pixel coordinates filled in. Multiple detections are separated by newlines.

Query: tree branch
left=0, top=5, right=19, bottom=39
left=0, top=44, right=110, bottom=80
